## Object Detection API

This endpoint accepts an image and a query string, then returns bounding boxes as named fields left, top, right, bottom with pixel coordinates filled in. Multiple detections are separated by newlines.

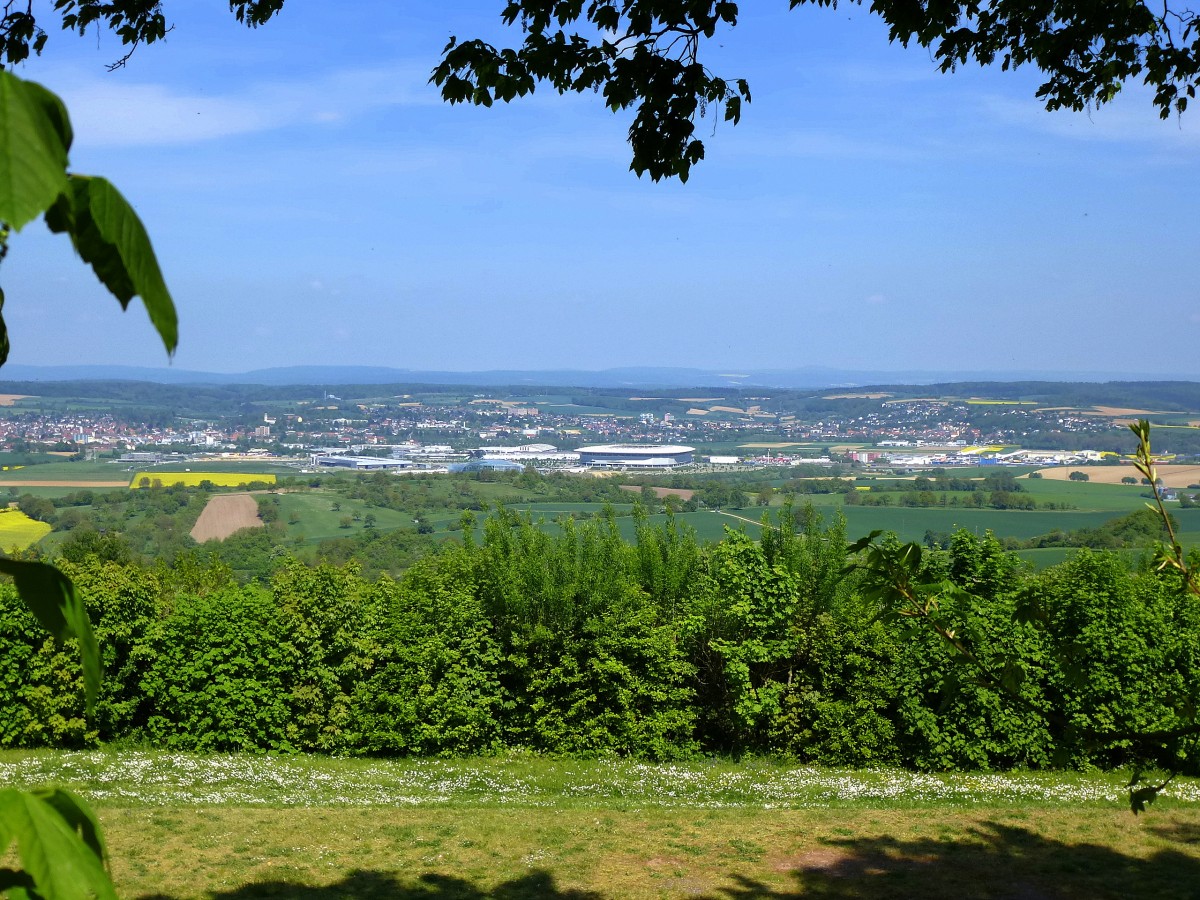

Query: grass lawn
left=5, top=752, right=1200, bottom=899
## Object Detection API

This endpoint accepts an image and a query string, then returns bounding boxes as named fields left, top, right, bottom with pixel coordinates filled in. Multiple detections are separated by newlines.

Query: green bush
left=353, top=551, right=505, bottom=755
left=141, top=585, right=296, bottom=752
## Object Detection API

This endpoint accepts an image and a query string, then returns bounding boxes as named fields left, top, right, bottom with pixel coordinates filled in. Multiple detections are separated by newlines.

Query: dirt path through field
left=715, top=510, right=781, bottom=531
left=190, top=493, right=262, bottom=542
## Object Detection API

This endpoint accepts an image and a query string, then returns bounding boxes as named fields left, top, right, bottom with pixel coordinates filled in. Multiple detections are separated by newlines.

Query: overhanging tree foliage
left=9, top=1, right=1195, bottom=181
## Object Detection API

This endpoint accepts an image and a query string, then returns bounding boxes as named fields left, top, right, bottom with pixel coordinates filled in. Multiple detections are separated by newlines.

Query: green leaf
left=0, top=70, right=70, bottom=230
left=29, top=789, right=108, bottom=864
left=0, top=559, right=100, bottom=710
left=0, top=287, right=10, bottom=368
left=0, top=869, right=38, bottom=898
left=18, top=79, right=73, bottom=155
left=0, top=790, right=117, bottom=900
left=43, top=174, right=178, bottom=355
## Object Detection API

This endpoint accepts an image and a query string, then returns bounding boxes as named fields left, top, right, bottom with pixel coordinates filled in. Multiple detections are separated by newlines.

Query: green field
left=1018, top=477, right=1152, bottom=511
left=0, top=485, right=116, bottom=499
left=149, top=460, right=299, bottom=475
left=273, top=492, right=423, bottom=543
left=6, top=752, right=1200, bottom=900
left=0, top=460, right=128, bottom=482
left=834, top=507, right=1142, bottom=543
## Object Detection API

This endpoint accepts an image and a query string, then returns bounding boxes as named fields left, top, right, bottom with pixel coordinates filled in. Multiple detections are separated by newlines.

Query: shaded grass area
left=102, top=806, right=1200, bottom=899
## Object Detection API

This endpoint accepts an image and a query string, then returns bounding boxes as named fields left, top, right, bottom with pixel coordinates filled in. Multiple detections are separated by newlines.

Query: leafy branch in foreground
left=0, top=68, right=179, bottom=899
left=0, top=68, right=177, bottom=363
left=1130, top=418, right=1200, bottom=598
left=0, top=559, right=115, bottom=899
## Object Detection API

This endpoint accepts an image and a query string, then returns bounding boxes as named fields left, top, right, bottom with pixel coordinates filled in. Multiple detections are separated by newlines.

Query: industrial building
left=309, top=455, right=416, bottom=471
left=448, top=459, right=528, bottom=474
left=576, top=444, right=695, bottom=469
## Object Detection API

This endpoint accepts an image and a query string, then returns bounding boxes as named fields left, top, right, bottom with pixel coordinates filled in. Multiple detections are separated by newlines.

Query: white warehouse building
left=576, top=444, right=695, bottom=469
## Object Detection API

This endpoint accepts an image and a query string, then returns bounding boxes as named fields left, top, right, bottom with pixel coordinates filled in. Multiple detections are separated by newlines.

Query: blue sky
left=4, top=1, right=1198, bottom=376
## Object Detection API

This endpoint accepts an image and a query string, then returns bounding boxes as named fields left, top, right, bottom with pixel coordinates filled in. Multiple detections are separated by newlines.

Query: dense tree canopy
left=3, top=0, right=1196, bottom=181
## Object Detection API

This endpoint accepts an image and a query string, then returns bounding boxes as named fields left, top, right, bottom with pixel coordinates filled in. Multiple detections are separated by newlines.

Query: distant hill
left=0, top=364, right=1188, bottom=389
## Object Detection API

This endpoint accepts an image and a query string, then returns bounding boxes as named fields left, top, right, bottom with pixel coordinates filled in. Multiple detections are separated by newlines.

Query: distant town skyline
left=3, top=2, right=1197, bottom=376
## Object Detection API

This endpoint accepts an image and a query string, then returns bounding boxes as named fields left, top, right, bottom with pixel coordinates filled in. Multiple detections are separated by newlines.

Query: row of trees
left=2, top=506, right=1195, bottom=772
left=843, top=489, right=1063, bottom=510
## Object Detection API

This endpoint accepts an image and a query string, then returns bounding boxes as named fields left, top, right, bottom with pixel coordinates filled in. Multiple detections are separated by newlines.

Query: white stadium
left=576, top=444, right=695, bottom=469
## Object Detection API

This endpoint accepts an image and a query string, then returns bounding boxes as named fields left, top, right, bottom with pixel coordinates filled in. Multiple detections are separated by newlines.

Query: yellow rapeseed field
left=0, top=509, right=51, bottom=550
left=129, top=472, right=277, bottom=489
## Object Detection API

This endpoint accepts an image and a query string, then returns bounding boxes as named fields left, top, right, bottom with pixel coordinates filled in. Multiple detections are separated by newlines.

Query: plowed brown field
left=1031, top=465, right=1200, bottom=488
left=190, top=493, right=262, bottom=542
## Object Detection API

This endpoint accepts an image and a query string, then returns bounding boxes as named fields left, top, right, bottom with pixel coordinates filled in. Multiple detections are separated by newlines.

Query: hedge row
left=2, top=507, right=1196, bottom=770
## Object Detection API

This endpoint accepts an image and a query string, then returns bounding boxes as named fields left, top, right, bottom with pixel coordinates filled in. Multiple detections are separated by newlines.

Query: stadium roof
left=578, top=444, right=695, bottom=455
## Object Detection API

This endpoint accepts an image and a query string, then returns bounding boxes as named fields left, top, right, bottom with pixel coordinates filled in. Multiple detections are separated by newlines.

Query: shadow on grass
left=131, top=820, right=1200, bottom=900
left=716, top=821, right=1200, bottom=899
left=135, top=870, right=601, bottom=900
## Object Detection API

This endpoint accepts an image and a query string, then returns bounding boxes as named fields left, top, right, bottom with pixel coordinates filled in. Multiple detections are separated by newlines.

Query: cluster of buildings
left=0, top=389, right=1180, bottom=477
left=308, top=443, right=699, bottom=473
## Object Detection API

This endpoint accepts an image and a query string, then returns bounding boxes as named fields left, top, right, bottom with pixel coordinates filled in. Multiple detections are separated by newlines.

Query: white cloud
left=39, top=63, right=441, bottom=148
left=980, top=91, right=1200, bottom=149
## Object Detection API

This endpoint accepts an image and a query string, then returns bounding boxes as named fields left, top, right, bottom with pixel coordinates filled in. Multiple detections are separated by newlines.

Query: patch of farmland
left=1091, top=405, right=1174, bottom=416
left=0, top=461, right=127, bottom=482
left=274, top=493, right=418, bottom=543
left=836, top=507, right=1122, bottom=544
left=823, top=392, right=893, bottom=399
left=152, top=461, right=295, bottom=474
left=618, top=485, right=695, bottom=500
left=132, top=471, right=277, bottom=489
left=1017, top=478, right=1148, bottom=510
left=0, top=509, right=51, bottom=550
left=0, top=480, right=128, bottom=488
left=190, top=494, right=262, bottom=542
left=1033, top=465, right=1200, bottom=488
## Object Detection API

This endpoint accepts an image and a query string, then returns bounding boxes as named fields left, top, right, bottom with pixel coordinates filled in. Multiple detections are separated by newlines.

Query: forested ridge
left=3, top=504, right=1196, bottom=774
